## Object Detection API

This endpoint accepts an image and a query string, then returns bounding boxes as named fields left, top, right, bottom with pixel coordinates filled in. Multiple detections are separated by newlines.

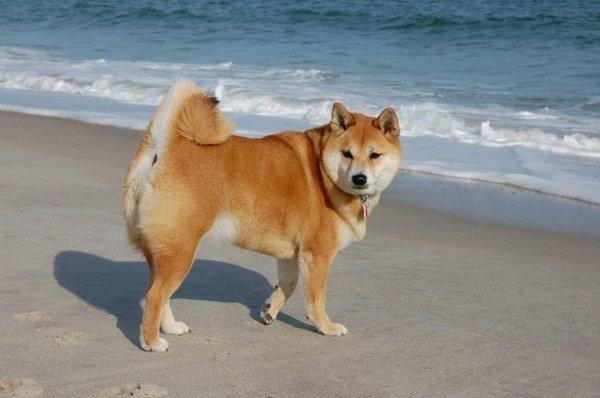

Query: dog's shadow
left=53, top=251, right=313, bottom=346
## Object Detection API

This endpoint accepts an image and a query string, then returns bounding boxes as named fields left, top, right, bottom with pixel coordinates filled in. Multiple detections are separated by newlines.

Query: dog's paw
left=161, top=321, right=190, bottom=335
left=260, top=302, right=274, bottom=325
left=140, top=337, right=170, bottom=352
left=317, top=322, right=348, bottom=336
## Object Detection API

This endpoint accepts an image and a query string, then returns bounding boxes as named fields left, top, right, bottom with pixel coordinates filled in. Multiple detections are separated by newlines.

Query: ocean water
left=0, top=1, right=599, bottom=203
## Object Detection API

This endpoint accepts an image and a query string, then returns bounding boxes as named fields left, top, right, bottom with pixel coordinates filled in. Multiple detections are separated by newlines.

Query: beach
left=1, top=110, right=599, bottom=397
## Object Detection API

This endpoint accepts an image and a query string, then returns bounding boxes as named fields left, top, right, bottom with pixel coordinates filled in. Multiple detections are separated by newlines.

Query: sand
left=0, top=110, right=599, bottom=397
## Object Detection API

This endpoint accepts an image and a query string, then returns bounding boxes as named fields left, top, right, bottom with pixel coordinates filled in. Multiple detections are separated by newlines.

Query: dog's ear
left=331, top=102, right=355, bottom=133
left=375, top=107, right=400, bottom=137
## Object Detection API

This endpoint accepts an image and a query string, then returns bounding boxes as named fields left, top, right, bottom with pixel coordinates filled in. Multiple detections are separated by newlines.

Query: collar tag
left=360, top=194, right=369, bottom=220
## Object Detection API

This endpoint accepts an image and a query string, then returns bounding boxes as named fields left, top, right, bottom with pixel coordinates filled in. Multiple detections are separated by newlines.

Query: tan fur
left=122, top=81, right=402, bottom=352
left=175, top=93, right=234, bottom=145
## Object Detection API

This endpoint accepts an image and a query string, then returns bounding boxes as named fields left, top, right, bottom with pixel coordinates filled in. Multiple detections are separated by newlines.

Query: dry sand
left=0, top=110, right=599, bottom=397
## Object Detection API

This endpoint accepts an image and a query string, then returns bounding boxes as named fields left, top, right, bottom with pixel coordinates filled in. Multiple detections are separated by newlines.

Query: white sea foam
left=0, top=72, right=162, bottom=104
left=396, top=102, right=600, bottom=159
left=480, top=121, right=600, bottom=158
left=214, top=80, right=333, bottom=121
left=400, top=134, right=600, bottom=203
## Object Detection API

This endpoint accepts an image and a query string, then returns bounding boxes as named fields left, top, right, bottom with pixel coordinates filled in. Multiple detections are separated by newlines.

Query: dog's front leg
left=299, top=249, right=347, bottom=336
left=261, top=258, right=299, bottom=325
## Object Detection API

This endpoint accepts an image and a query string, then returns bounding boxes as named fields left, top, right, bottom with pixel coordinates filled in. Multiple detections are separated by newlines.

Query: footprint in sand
left=0, top=378, right=43, bottom=397
left=14, top=311, right=50, bottom=322
left=42, top=328, right=93, bottom=347
left=96, top=382, right=166, bottom=397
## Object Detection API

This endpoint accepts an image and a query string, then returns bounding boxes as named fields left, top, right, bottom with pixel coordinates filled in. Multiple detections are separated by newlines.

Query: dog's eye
left=342, top=150, right=353, bottom=159
left=370, top=152, right=381, bottom=160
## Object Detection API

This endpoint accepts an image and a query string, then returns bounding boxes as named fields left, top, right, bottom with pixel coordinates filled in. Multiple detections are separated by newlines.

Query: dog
left=122, top=80, right=402, bottom=351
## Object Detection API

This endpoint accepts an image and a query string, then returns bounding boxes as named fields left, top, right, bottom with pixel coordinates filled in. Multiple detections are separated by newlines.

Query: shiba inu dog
left=122, top=80, right=402, bottom=352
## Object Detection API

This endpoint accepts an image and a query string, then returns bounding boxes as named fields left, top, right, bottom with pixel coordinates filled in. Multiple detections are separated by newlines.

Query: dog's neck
left=305, top=127, right=381, bottom=237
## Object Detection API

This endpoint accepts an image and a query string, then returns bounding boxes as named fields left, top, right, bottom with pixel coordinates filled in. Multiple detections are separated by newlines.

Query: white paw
left=161, top=321, right=190, bottom=335
left=318, top=322, right=348, bottom=336
left=336, top=323, right=348, bottom=336
left=140, top=335, right=170, bottom=352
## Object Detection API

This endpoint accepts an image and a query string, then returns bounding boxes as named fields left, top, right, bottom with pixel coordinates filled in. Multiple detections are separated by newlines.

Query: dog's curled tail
left=153, top=79, right=234, bottom=149
left=122, top=80, right=234, bottom=251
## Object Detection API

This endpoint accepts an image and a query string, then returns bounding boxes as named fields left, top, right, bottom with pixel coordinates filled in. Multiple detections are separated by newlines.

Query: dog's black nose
left=352, top=174, right=367, bottom=187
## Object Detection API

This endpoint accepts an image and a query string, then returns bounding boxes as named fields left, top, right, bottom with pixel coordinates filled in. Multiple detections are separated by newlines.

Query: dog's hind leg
left=260, top=258, right=299, bottom=325
left=161, top=300, right=191, bottom=335
left=141, top=249, right=189, bottom=336
left=142, top=247, right=189, bottom=335
left=140, top=241, right=197, bottom=352
left=142, top=247, right=156, bottom=292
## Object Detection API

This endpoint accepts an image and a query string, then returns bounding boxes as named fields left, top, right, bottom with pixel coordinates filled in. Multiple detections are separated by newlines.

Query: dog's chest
left=336, top=220, right=365, bottom=251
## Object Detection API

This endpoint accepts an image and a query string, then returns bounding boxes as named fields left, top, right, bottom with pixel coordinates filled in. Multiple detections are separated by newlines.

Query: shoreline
left=403, top=167, right=600, bottom=207
left=1, top=108, right=599, bottom=396
left=1, top=89, right=599, bottom=204
left=2, top=108, right=598, bottom=238
left=390, top=170, right=600, bottom=238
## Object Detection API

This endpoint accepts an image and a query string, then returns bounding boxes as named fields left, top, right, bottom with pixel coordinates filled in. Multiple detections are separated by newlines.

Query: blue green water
left=0, top=1, right=599, bottom=201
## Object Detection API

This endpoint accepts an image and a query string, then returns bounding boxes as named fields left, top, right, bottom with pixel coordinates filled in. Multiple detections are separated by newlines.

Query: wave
left=1, top=46, right=599, bottom=162
left=378, top=13, right=575, bottom=32
left=214, top=80, right=333, bottom=121
left=0, top=72, right=162, bottom=104
left=0, top=46, right=336, bottom=107
left=135, top=61, right=234, bottom=72
left=282, top=8, right=372, bottom=23
left=212, top=87, right=600, bottom=160
left=7, top=2, right=593, bottom=34
left=581, top=98, right=600, bottom=112
left=1, top=74, right=599, bottom=160
left=254, top=68, right=340, bottom=82
left=480, top=121, right=600, bottom=158
left=0, top=3, right=210, bottom=28
left=397, top=103, right=600, bottom=159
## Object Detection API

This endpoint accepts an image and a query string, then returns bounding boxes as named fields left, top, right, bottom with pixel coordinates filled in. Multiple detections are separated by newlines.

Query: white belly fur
left=206, top=214, right=239, bottom=243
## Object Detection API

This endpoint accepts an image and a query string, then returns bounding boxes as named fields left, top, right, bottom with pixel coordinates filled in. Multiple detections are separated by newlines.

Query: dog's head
left=321, top=102, right=402, bottom=197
